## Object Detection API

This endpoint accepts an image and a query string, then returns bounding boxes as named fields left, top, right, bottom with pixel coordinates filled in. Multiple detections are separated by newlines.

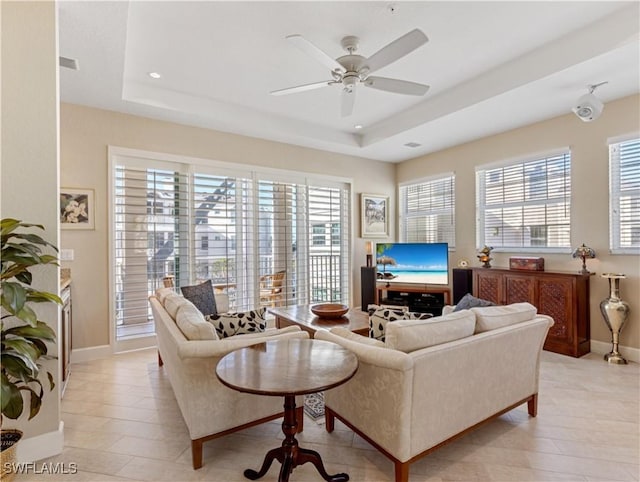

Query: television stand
left=376, top=283, right=451, bottom=316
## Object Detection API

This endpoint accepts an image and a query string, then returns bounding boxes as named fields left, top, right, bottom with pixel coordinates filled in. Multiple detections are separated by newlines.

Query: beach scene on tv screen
left=376, top=243, right=449, bottom=285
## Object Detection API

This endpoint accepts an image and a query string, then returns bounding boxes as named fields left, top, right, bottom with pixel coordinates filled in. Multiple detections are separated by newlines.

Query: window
left=312, top=224, right=326, bottom=246
left=476, top=151, right=571, bottom=251
left=609, top=137, right=640, bottom=253
left=113, top=164, right=189, bottom=339
left=399, top=173, right=455, bottom=247
left=111, top=150, right=350, bottom=342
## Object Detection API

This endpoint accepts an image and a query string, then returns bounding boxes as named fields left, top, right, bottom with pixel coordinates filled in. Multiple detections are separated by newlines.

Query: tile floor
left=19, top=349, right=639, bottom=481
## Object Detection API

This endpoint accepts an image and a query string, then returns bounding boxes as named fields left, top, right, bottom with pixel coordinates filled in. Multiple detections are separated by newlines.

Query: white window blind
left=113, top=165, right=189, bottom=338
left=112, top=155, right=350, bottom=338
left=609, top=137, right=640, bottom=253
left=400, top=174, right=456, bottom=247
left=476, top=151, right=571, bottom=250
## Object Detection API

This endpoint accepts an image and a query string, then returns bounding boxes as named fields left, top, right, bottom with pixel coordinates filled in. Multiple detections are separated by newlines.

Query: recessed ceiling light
left=404, top=142, right=421, bottom=148
left=148, top=72, right=162, bottom=79
left=354, top=124, right=363, bottom=129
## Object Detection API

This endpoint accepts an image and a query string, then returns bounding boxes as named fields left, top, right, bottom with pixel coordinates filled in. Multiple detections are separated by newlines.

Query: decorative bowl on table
left=310, top=303, right=349, bottom=319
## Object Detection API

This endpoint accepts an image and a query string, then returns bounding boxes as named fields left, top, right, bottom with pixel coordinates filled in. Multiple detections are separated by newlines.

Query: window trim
left=475, top=148, right=572, bottom=254
left=608, top=135, right=640, bottom=255
left=108, top=146, right=353, bottom=352
left=398, top=172, right=456, bottom=249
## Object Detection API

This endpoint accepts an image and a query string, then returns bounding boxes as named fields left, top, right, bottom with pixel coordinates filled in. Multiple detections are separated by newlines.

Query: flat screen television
left=375, top=242, right=449, bottom=285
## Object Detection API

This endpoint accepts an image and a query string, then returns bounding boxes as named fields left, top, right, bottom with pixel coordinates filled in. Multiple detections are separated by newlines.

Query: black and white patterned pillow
left=367, top=306, right=405, bottom=342
left=206, top=308, right=267, bottom=338
left=181, top=280, right=217, bottom=316
left=368, top=305, right=433, bottom=342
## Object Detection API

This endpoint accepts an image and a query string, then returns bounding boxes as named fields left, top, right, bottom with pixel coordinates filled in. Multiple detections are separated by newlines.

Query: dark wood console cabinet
left=472, top=267, right=591, bottom=357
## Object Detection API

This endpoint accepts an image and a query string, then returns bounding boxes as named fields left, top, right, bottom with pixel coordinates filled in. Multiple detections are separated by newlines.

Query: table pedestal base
left=244, top=395, right=348, bottom=482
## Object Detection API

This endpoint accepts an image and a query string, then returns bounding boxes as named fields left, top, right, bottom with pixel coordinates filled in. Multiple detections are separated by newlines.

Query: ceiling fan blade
left=364, top=76, right=429, bottom=96
left=286, top=34, right=345, bottom=73
left=341, top=88, right=355, bottom=117
left=366, top=29, right=428, bottom=73
left=270, top=80, right=334, bottom=96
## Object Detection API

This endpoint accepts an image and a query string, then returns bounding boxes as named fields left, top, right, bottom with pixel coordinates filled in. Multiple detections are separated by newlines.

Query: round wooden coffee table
left=216, top=339, right=358, bottom=482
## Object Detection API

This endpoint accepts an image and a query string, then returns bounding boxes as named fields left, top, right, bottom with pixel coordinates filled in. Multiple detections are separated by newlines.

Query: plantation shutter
left=113, top=163, right=189, bottom=335
left=307, top=184, right=350, bottom=303
left=400, top=174, right=456, bottom=247
left=476, top=151, right=571, bottom=250
left=609, top=137, right=640, bottom=253
left=190, top=173, right=350, bottom=310
left=111, top=148, right=351, bottom=341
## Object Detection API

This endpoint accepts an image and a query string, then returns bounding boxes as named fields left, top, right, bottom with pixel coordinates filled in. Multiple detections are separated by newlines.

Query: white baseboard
left=70, top=344, right=111, bottom=363
left=591, top=340, right=639, bottom=364
left=16, top=421, right=64, bottom=463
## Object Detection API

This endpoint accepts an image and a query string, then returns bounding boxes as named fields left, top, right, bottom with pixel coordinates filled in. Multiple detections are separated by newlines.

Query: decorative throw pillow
left=453, top=293, right=496, bottom=312
left=206, top=308, right=267, bottom=338
left=385, top=310, right=475, bottom=353
left=181, top=280, right=217, bottom=316
left=368, top=305, right=433, bottom=342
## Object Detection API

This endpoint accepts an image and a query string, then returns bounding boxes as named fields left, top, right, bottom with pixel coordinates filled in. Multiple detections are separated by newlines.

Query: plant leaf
left=2, top=382, right=24, bottom=419
left=20, top=386, right=42, bottom=420
left=1, top=281, right=26, bottom=314
left=1, top=352, right=39, bottom=379
left=16, top=304, right=38, bottom=327
left=47, top=371, right=55, bottom=391
left=4, top=322, right=56, bottom=342
left=2, top=338, right=39, bottom=361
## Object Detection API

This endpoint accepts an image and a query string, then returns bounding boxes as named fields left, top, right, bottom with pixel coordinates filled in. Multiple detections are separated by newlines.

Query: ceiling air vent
left=404, top=142, right=421, bottom=148
left=59, top=56, right=79, bottom=70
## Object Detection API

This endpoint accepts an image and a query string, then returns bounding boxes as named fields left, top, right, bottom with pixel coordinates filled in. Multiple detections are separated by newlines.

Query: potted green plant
left=1, top=218, right=61, bottom=479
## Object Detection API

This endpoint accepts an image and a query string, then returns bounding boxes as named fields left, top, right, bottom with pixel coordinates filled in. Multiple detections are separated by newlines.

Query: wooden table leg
left=244, top=395, right=348, bottom=482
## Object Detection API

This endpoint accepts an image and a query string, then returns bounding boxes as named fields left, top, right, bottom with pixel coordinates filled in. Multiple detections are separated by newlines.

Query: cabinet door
left=504, top=274, right=536, bottom=304
left=473, top=270, right=503, bottom=304
left=537, top=276, right=574, bottom=345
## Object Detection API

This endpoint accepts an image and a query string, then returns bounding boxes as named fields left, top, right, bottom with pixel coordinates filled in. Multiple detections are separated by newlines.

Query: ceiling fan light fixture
left=148, top=72, right=162, bottom=79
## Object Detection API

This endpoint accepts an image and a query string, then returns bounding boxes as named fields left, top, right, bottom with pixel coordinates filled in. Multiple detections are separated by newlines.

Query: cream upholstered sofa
left=149, top=288, right=309, bottom=469
left=315, top=303, right=554, bottom=482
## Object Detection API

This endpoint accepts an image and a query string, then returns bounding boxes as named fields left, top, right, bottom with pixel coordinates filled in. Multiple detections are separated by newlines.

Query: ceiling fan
left=271, top=29, right=430, bottom=117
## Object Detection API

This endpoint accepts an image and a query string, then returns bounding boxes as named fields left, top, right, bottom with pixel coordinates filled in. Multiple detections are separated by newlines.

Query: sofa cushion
left=206, top=308, right=267, bottom=338
left=155, top=287, right=175, bottom=304
left=163, top=293, right=190, bottom=319
left=453, top=293, right=496, bottom=312
left=176, top=303, right=218, bottom=340
left=385, top=310, right=476, bottom=352
left=472, top=302, right=537, bottom=333
left=181, top=280, right=217, bottom=316
left=368, top=305, right=432, bottom=342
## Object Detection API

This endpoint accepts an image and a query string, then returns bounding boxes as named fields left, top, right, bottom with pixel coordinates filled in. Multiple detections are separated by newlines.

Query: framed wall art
left=361, top=193, right=389, bottom=238
left=60, top=188, right=95, bottom=230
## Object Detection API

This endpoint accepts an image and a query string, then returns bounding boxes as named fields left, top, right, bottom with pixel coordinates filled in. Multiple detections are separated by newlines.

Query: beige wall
left=61, top=96, right=640, bottom=354
left=1, top=0, right=61, bottom=447
left=60, top=103, right=395, bottom=349
left=398, top=94, right=640, bottom=351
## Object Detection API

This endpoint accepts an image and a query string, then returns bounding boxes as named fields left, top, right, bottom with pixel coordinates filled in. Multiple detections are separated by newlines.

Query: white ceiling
left=58, top=1, right=640, bottom=163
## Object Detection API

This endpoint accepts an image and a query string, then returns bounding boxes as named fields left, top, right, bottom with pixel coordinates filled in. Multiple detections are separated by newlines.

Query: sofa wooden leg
left=296, top=405, right=304, bottom=433
left=158, top=351, right=163, bottom=367
left=325, top=407, right=335, bottom=433
left=528, top=393, right=538, bottom=417
left=394, top=460, right=409, bottom=482
left=192, top=439, right=203, bottom=469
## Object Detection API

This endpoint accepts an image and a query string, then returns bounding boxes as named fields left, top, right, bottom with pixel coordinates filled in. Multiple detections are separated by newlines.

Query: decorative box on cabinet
left=472, top=267, right=590, bottom=357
